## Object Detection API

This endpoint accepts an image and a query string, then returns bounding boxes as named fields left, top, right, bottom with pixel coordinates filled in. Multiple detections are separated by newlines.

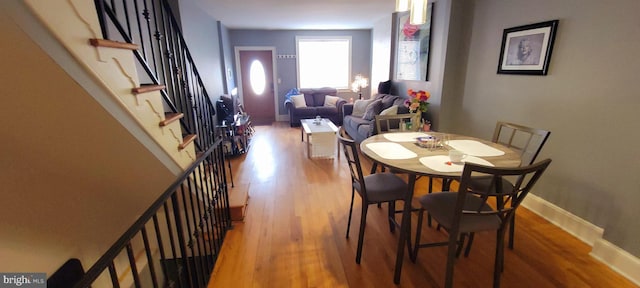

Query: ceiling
left=193, top=0, right=396, bottom=30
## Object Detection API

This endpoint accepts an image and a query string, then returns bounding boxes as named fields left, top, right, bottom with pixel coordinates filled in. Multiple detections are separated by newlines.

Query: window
left=249, top=60, right=266, bottom=95
left=296, top=36, right=351, bottom=89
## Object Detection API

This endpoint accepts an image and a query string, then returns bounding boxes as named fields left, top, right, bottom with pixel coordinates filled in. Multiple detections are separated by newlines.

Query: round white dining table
left=359, top=131, right=522, bottom=284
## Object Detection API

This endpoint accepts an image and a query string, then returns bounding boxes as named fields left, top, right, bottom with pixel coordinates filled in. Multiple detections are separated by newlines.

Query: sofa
left=284, top=87, right=347, bottom=127
left=342, top=80, right=413, bottom=143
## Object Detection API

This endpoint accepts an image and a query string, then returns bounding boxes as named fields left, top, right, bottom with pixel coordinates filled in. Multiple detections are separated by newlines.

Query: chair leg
left=508, top=214, right=516, bottom=250
left=355, top=204, right=369, bottom=264
left=372, top=163, right=380, bottom=209
left=455, top=233, right=467, bottom=258
left=411, top=209, right=425, bottom=262
left=388, top=201, right=396, bottom=233
left=442, top=178, right=452, bottom=191
left=444, top=232, right=459, bottom=288
left=494, top=228, right=506, bottom=288
left=346, top=188, right=355, bottom=239
left=370, top=162, right=378, bottom=174
left=464, top=233, right=475, bottom=257
left=427, top=177, right=433, bottom=227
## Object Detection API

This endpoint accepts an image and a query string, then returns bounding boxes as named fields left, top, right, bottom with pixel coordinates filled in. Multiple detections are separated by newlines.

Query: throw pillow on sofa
left=362, top=99, right=383, bottom=121
left=290, top=94, right=307, bottom=108
left=352, top=99, right=374, bottom=117
left=323, top=95, right=340, bottom=107
left=380, top=105, right=398, bottom=116
left=285, top=88, right=300, bottom=100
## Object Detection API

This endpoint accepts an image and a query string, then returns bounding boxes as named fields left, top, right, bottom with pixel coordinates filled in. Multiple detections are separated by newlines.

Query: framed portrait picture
left=390, top=4, right=434, bottom=81
left=497, top=20, right=559, bottom=75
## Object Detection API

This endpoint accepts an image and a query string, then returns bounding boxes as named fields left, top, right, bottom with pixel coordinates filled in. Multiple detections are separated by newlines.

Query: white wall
left=370, top=14, right=392, bottom=98
left=451, top=0, right=640, bottom=257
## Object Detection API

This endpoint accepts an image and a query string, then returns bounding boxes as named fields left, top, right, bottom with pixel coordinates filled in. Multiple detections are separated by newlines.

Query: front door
left=237, top=49, right=275, bottom=126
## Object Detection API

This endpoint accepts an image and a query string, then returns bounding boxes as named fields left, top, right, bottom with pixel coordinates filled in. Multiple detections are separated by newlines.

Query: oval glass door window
left=250, top=60, right=266, bottom=95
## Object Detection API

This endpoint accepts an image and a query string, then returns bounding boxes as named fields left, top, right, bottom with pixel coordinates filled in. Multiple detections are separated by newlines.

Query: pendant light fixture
left=409, top=0, right=428, bottom=25
left=395, top=0, right=410, bottom=12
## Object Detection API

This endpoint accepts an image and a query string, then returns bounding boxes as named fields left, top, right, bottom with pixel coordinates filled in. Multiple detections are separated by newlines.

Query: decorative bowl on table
left=416, top=135, right=436, bottom=148
left=416, top=134, right=446, bottom=149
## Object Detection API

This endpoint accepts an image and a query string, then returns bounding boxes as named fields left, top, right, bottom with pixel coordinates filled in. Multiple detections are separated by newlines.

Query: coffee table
left=300, top=118, right=339, bottom=159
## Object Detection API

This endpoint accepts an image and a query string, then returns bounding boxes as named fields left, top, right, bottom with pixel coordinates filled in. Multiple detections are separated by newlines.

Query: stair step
left=89, top=38, right=139, bottom=50
left=179, top=134, right=197, bottom=150
left=132, top=84, right=166, bottom=95
left=228, top=184, right=249, bottom=221
left=160, top=112, right=183, bottom=127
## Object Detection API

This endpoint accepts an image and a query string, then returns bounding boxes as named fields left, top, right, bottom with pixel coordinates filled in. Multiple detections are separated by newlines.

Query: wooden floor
left=209, top=122, right=636, bottom=288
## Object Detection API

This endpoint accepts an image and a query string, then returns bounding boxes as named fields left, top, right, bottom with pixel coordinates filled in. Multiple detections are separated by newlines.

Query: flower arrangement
left=405, top=89, right=430, bottom=113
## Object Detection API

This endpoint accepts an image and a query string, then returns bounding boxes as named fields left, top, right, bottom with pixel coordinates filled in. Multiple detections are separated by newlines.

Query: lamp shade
left=410, top=0, right=428, bottom=25
left=351, top=74, right=368, bottom=93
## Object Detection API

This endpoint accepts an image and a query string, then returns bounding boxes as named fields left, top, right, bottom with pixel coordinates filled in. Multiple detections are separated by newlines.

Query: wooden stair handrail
left=89, top=39, right=139, bottom=50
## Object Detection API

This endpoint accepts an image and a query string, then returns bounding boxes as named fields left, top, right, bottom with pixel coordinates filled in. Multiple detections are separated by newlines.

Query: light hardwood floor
left=209, top=122, right=636, bottom=288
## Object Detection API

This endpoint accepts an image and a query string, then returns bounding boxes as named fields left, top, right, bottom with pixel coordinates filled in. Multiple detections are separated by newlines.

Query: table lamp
left=351, top=74, right=369, bottom=100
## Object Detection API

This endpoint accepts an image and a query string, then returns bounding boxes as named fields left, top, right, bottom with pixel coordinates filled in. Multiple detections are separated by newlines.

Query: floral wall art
left=391, top=4, right=434, bottom=81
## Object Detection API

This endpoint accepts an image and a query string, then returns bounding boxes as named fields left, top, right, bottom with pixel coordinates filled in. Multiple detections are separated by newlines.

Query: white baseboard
left=277, top=114, right=289, bottom=122
left=521, top=193, right=603, bottom=245
left=522, top=194, right=640, bottom=286
left=591, top=239, right=640, bottom=286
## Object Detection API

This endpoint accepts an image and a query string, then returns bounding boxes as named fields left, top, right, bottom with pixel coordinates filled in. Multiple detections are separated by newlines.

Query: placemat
left=419, top=155, right=494, bottom=172
left=446, top=140, right=505, bottom=157
left=382, top=132, right=430, bottom=142
left=365, top=142, right=417, bottom=159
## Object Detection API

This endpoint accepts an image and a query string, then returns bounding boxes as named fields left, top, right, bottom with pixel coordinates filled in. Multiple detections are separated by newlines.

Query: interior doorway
left=235, top=48, right=277, bottom=126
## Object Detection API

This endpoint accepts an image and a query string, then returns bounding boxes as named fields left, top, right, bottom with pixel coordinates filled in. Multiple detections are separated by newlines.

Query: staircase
left=89, top=38, right=199, bottom=162
left=12, top=0, right=231, bottom=286
left=21, top=1, right=198, bottom=169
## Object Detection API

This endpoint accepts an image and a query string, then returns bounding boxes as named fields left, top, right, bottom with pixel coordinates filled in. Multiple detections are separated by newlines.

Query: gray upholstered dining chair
left=491, top=121, right=551, bottom=167
left=467, top=121, right=551, bottom=250
left=337, top=127, right=410, bottom=264
left=411, top=159, right=552, bottom=288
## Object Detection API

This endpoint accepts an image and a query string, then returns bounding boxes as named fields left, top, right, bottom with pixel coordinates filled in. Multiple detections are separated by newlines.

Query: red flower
left=402, top=19, right=419, bottom=39
left=405, top=89, right=430, bottom=113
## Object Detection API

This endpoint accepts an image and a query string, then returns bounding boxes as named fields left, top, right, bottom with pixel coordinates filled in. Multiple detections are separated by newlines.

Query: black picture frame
left=390, top=3, right=434, bottom=81
left=497, top=20, right=559, bottom=75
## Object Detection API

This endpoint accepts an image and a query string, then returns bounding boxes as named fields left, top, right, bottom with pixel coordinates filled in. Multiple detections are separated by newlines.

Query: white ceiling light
left=410, top=0, right=428, bottom=25
left=395, top=0, right=410, bottom=12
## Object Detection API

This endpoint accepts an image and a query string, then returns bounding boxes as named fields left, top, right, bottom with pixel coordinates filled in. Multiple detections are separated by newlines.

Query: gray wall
left=218, top=23, right=235, bottom=94
left=380, top=0, right=453, bottom=131
left=229, top=29, right=372, bottom=116
left=445, top=0, right=640, bottom=257
left=175, top=0, right=225, bottom=102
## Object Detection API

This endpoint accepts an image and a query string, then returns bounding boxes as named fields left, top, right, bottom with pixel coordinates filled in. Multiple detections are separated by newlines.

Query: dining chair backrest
left=375, top=114, right=419, bottom=134
left=492, top=121, right=551, bottom=166
left=337, top=127, right=367, bottom=196
left=457, top=159, right=552, bottom=227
